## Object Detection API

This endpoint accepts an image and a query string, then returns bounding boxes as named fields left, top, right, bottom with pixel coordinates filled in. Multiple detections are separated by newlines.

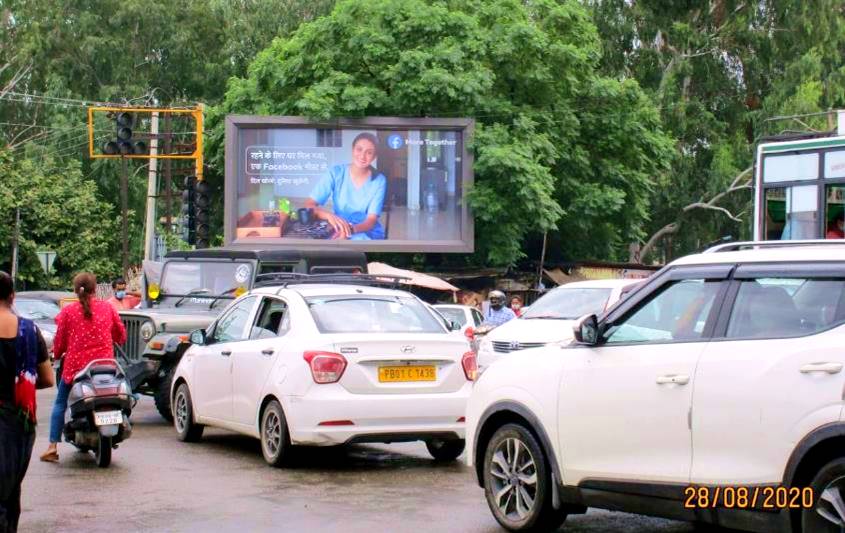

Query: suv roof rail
left=252, top=272, right=411, bottom=290
left=703, top=239, right=845, bottom=253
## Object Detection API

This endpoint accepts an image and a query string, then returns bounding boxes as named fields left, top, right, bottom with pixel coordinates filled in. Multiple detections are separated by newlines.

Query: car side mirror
left=189, top=329, right=206, bottom=346
left=573, top=314, right=600, bottom=346
left=450, top=320, right=462, bottom=332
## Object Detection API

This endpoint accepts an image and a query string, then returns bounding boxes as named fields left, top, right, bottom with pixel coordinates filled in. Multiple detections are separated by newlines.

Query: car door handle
left=656, top=374, right=690, bottom=385
left=220, top=350, right=232, bottom=357
left=800, top=362, right=843, bottom=374
left=262, top=348, right=275, bottom=356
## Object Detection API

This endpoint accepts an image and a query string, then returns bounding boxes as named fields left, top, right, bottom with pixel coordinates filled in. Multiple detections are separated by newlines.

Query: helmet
left=489, top=290, right=506, bottom=307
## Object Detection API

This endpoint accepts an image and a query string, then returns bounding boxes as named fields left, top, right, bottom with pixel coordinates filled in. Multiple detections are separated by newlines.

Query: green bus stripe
left=763, top=137, right=845, bottom=153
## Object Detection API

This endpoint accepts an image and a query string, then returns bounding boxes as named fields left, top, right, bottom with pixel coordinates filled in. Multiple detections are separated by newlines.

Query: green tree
left=208, top=0, right=673, bottom=265
left=0, top=150, right=120, bottom=286
left=590, top=0, right=845, bottom=261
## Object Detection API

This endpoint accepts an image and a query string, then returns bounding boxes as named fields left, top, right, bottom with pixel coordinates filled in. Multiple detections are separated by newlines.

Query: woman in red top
left=39, top=273, right=126, bottom=463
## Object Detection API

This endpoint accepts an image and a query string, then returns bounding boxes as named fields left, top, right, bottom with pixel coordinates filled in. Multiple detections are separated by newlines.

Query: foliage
left=208, top=0, right=673, bottom=265
left=0, top=150, right=120, bottom=286
left=590, top=0, right=845, bottom=261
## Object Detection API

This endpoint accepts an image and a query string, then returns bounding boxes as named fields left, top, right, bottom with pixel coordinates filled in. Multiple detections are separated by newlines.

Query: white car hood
left=485, top=317, right=577, bottom=344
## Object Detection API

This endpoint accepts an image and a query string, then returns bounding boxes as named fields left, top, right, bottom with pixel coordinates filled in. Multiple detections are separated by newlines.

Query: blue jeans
left=49, top=380, right=71, bottom=444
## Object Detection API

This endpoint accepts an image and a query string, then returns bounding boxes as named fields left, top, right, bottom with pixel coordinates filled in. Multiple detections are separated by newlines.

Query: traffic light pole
left=121, top=156, right=129, bottom=275
left=143, top=112, right=159, bottom=261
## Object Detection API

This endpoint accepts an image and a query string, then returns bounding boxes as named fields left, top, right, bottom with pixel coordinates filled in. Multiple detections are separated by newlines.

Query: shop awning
left=367, top=262, right=460, bottom=292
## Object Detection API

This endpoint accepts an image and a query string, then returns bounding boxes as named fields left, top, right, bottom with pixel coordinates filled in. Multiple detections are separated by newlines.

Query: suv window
left=250, top=297, right=289, bottom=340
left=726, top=278, right=845, bottom=339
left=210, top=296, right=257, bottom=343
left=604, top=279, right=722, bottom=344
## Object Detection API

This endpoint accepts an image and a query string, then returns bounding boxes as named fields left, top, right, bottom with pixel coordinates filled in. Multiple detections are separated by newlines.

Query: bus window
left=826, top=185, right=845, bottom=239
left=765, top=185, right=817, bottom=240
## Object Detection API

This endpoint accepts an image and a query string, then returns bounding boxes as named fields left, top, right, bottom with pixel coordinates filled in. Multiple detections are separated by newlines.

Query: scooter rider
left=482, top=290, right=516, bottom=327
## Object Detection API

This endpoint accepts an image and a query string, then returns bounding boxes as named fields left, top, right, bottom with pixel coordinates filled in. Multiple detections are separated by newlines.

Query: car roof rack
left=252, top=272, right=411, bottom=291
left=703, top=239, right=845, bottom=253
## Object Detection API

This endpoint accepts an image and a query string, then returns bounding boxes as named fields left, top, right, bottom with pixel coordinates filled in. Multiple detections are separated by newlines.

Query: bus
left=755, top=111, right=845, bottom=241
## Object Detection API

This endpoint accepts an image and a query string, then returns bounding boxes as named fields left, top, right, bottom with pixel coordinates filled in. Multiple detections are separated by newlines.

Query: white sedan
left=171, top=283, right=476, bottom=466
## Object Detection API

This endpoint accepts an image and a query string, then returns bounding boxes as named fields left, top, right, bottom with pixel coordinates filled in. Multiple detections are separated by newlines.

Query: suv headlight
left=140, top=321, right=156, bottom=341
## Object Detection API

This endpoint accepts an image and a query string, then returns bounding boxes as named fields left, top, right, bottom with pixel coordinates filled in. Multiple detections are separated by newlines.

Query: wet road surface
left=21, top=388, right=705, bottom=532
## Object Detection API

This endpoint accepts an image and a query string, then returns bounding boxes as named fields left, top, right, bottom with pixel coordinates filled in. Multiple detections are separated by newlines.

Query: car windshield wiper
left=208, top=287, right=241, bottom=309
left=174, top=288, right=211, bottom=308
left=523, top=314, right=570, bottom=320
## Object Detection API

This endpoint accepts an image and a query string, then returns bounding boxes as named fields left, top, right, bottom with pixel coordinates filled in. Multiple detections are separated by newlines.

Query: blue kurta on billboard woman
left=309, top=164, right=386, bottom=240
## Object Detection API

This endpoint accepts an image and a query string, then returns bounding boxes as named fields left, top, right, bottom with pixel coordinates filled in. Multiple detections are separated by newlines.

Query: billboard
left=224, top=116, right=474, bottom=252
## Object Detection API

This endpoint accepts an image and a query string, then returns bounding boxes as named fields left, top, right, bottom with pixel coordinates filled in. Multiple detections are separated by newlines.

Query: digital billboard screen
left=224, top=116, right=474, bottom=252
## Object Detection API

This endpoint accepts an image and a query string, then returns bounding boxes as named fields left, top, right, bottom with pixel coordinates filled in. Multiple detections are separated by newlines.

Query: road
left=21, top=388, right=704, bottom=533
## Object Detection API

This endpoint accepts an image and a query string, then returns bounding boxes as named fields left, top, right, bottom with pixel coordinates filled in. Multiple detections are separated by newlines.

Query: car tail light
left=464, top=327, right=475, bottom=341
left=461, top=351, right=477, bottom=381
left=303, top=351, right=347, bottom=384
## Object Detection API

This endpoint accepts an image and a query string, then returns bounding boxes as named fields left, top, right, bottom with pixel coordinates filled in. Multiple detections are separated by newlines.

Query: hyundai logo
left=400, top=345, right=416, bottom=354
left=509, top=341, right=520, bottom=351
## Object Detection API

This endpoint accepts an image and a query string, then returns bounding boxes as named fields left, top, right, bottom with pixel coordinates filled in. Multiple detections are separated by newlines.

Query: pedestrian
left=0, top=271, right=54, bottom=533
left=106, top=277, right=141, bottom=311
left=510, top=295, right=524, bottom=317
left=39, top=273, right=126, bottom=463
left=482, top=290, right=516, bottom=327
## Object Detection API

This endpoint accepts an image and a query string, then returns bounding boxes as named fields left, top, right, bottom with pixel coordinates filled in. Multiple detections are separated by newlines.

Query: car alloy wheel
left=803, top=458, right=845, bottom=532
left=482, top=423, right=567, bottom=532
left=490, top=437, right=538, bottom=521
left=260, top=400, right=291, bottom=467
left=264, top=410, right=282, bottom=457
left=174, top=390, right=188, bottom=434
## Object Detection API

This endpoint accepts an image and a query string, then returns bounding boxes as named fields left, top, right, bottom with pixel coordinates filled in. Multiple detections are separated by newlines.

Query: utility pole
left=121, top=156, right=129, bottom=275
left=164, top=113, right=173, bottom=231
left=537, top=231, right=548, bottom=290
left=144, top=112, right=159, bottom=260
left=10, top=207, right=20, bottom=286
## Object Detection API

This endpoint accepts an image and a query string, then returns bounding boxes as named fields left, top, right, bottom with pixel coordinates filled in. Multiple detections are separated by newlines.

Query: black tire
left=426, top=438, right=465, bottom=461
left=260, top=400, right=292, bottom=467
left=801, top=457, right=845, bottom=532
left=154, top=364, right=175, bottom=422
left=95, top=436, right=112, bottom=468
left=482, top=423, right=567, bottom=532
left=173, top=383, right=204, bottom=442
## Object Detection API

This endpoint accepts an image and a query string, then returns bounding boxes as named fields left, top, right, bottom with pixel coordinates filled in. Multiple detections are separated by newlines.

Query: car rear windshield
left=434, top=307, right=467, bottom=327
left=15, top=299, right=60, bottom=320
left=523, top=288, right=613, bottom=319
left=307, top=296, right=445, bottom=333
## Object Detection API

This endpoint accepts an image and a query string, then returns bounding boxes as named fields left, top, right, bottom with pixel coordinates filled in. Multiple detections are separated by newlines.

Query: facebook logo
left=387, top=134, right=404, bottom=150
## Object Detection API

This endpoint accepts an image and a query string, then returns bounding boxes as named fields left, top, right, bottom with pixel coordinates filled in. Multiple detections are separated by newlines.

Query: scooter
left=63, top=358, right=134, bottom=467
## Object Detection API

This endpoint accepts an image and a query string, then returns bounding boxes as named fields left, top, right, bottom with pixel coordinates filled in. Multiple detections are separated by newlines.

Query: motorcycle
left=63, top=358, right=134, bottom=467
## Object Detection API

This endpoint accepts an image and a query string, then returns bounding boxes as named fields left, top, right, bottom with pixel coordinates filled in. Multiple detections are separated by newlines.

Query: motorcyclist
left=482, top=290, right=516, bottom=327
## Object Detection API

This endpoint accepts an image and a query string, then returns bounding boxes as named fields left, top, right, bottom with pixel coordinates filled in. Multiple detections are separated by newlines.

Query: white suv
left=466, top=241, right=845, bottom=532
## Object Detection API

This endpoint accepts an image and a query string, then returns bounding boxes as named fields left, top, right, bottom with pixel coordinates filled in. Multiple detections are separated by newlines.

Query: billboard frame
left=224, top=115, right=475, bottom=253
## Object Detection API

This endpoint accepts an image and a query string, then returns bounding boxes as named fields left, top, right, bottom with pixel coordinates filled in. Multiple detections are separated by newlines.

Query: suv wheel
left=802, top=458, right=845, bottom=532
left=154, top=365, right=175, bottom=422
left=483, top=423, right=567, bottom=532
left=173, top=383, right=204, bottom=442
left=426, top=438, right=465, bottom=461
left=260, top=400, right=292, bottom=467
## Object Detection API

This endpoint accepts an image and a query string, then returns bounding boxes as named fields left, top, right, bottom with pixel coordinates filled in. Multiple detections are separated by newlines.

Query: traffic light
left=181, top=175, right=196, bottom=245
left=194, top=180, right=210, bottom=249
left=102, top=112, right=148, bottom=156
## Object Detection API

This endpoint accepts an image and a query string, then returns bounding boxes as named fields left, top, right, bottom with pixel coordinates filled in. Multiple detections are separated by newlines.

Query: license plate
left=378, top=365, right=436, bottom=382
left=94, top=410, right=123, bottom=426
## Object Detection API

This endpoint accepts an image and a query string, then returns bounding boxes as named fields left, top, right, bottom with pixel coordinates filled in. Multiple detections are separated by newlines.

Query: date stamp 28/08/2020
left=683, top=486, right=814, bottom=510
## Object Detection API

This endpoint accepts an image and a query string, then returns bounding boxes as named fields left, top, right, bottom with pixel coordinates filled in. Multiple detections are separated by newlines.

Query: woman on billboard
left=305, top=132, right=387, bottom=240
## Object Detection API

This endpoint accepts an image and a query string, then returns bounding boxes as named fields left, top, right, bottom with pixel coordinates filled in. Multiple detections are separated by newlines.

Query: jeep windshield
left=158, top=261, right=254, bottom=308
left=522, top=287, right=613, bottom=320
